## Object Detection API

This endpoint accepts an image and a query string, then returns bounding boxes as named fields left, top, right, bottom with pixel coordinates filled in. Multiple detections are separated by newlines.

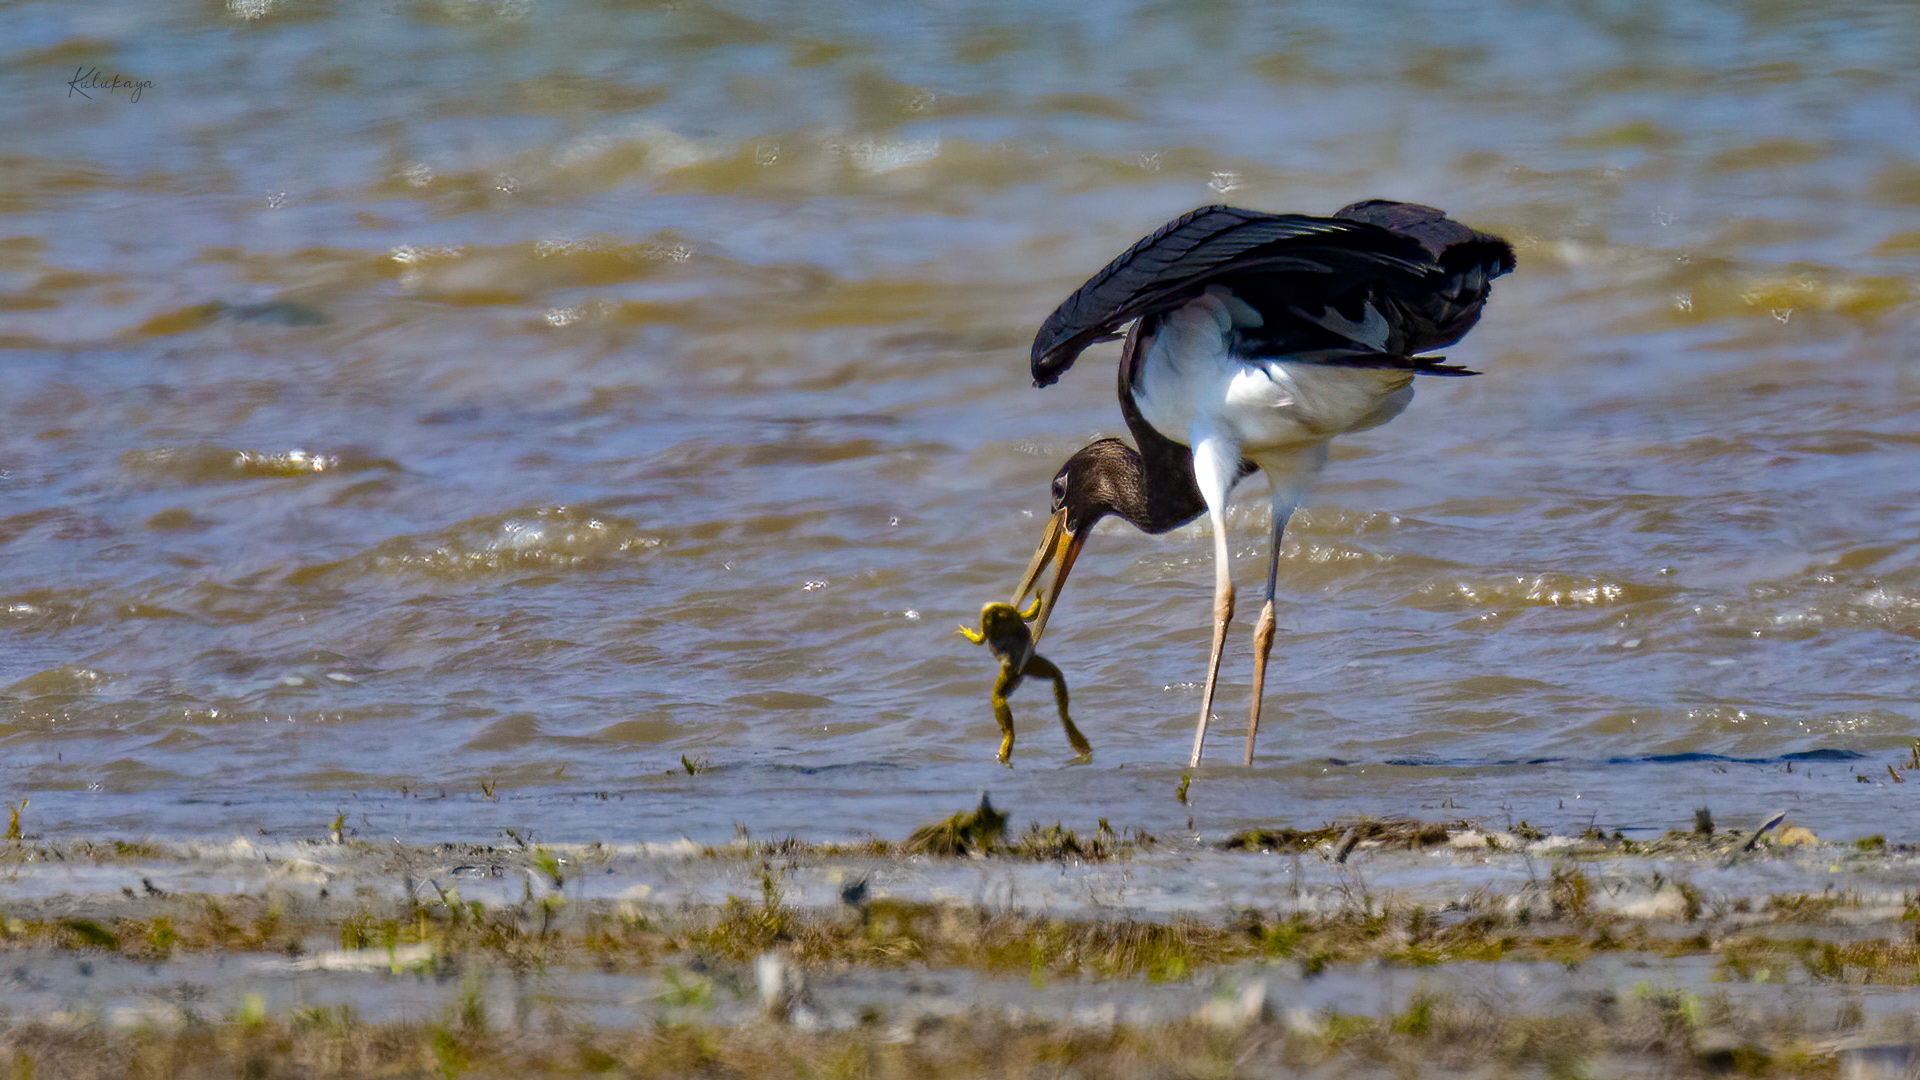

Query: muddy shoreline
left=3, top=813, right=1917, bottom=1076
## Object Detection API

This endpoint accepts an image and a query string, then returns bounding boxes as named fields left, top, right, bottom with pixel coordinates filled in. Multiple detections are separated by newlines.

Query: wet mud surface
left=4, top=816, right=1918, bottom=1076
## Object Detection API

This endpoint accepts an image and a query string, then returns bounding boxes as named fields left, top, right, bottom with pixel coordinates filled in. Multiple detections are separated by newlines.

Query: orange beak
left=1009, top=507, right=1087, bottom=650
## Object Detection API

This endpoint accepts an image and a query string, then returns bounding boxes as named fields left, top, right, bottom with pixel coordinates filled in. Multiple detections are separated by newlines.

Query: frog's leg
left=990, top=667, right=1020, bottom=766
left=1020, top=654, right=1090, bottom=756
left=956, top=624, right=987, bottom=644
left=1016, top=596, right=1042, bottom=621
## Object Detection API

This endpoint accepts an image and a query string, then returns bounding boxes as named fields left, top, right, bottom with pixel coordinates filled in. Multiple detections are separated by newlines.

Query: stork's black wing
left=1030, top=207, right=1424, bottom=387
left=1332, top=200, right=1516, bottom=354
left=1030, top=202, right=1514, bottom=388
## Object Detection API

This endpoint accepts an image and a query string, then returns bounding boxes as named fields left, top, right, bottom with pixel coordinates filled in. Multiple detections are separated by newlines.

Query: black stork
left=1008, top=200, right=1514, bottom=767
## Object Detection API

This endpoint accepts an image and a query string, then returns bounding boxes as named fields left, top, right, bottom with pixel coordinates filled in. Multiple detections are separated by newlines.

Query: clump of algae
left=1222, top=817, right=1459, bottom=855
left=902, top=792, right=1007, bottom=857
left=889, top=795, right=1150, bottom=861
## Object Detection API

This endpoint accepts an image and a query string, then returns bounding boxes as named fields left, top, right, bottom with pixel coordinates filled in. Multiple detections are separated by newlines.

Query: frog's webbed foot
left=1016, top=595, right=1043, bottom=622
left=1060, top=720, right=1092, bottom=758
left=956, top=623, right=986, bottom=644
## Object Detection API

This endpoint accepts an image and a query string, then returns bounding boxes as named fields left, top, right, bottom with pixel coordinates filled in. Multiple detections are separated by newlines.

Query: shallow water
left=3, top=0, right=1920, bottom=845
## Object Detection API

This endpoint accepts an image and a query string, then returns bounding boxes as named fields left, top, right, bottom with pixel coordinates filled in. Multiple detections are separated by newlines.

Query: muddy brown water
left=3, top=0, right=1919, bottom=845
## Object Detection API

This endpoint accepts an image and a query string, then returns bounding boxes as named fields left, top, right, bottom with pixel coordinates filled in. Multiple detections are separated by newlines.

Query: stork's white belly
left=1133, top=290, right=1415, bottom=456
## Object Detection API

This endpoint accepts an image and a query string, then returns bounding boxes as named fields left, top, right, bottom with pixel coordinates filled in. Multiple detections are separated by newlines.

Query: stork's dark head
left=1048, top=439, right=1146, bottom=532
left=1011, top=438, right=1148, bottom=648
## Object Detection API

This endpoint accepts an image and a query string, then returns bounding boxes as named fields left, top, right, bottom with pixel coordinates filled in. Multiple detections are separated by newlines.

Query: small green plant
left=429, top=1024, right=468, bottom=1080
left=452, top=970, right=488, bottom=1033
left=1175, top=773, right=1191, bottom=804
left=681, top=754, right=711, bottom=775
left=146, top=917, right=178, bottom=958
left=60, top=919, right=118, bottom=950
left=1631, top=983, right=1703, bottom=1031
left=1317, top=1011, right=1375, bottom=1047
left=1258, top=917, right=1309, bottom=958
left=1390, top=992, right=1438, bottom=1036
left=340, top=911, right=383, bottom=951
left=1675, top=880, right=1704, bottom=921
left=759, top=869, right=783, bottom=919
left=531, top=848, right=568, bottom=890
left=1549, top=864, right=1591, bottom=918
left=5, top=798, right=26, bottom=842
left=656, top=968, right=715, bottom=1011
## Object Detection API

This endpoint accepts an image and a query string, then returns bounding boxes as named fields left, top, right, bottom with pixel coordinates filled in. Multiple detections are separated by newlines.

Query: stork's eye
left=1050, top=473, right=1069, bottom=507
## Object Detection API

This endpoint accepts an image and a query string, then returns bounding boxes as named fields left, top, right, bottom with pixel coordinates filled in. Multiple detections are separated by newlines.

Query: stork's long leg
left=1189, top=435, right=1241, bottom=768
left=1242, top=444, right=1326, bottom=766
left=1244, top=494, right=1296, bottom=766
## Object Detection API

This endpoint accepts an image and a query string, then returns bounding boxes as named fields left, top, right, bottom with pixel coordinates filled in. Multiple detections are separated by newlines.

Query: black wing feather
left=1031, top=201, right=1514, bottom=387
left=1333, top=199, right=1515, bottom=275
left=1032, top=207, right=1423, bottom=386
left=1332, top=199, right=1515, bottom=354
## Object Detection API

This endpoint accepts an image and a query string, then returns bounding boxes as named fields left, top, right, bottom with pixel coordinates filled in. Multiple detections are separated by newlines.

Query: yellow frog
left=957, top=600, right=1091, bottom=765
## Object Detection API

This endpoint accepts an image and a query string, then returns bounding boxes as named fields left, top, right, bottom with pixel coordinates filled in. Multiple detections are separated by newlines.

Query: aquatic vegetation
left=0, top=829, right=1915, bottom=1001
left=0, top=834, right=1916, bottom=1080
left=80, top=880, right=1885, bottom=985
left=1004, top=819, right=1151, bottom=862
left=899, top=793, right=1009, bottom=857
left=892, top=798, right=1151, bottom=861
left=1221, top=817, right=1458, bottom=855
left=0, top=982, right=1860, bottom=1079
left=1761, top=892, right=1844, bottom=924
left=712, top=811, right=1149, bottom=864
left=1549, top=864, right=1593, bottom=918
left=1219, top=813, right=1907, bottom=863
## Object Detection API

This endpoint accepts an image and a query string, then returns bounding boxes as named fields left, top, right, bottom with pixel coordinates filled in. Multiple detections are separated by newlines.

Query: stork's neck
left=1116, top=383, right=1209, bottom=535
left=1062, top=315, right=1223, bottom=538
